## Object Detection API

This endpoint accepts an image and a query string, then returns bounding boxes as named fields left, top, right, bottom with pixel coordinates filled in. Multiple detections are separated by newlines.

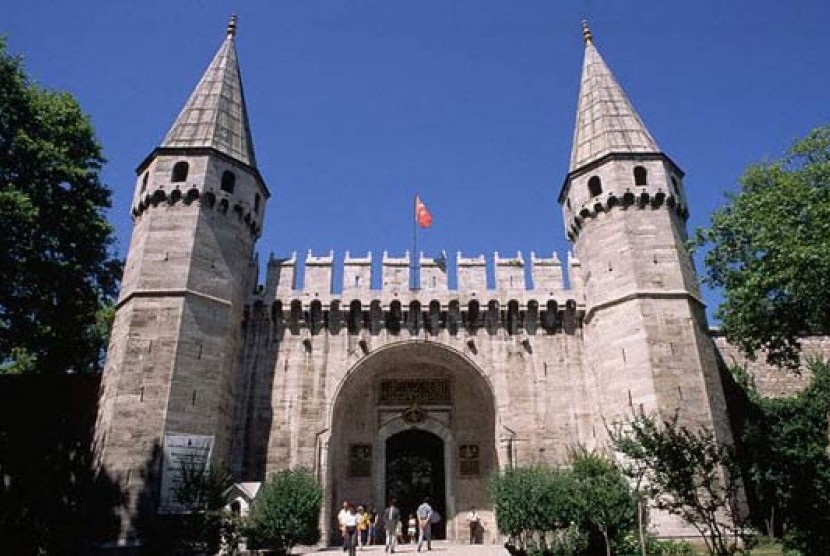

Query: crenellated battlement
left=252, top=251, right=583, bottom=311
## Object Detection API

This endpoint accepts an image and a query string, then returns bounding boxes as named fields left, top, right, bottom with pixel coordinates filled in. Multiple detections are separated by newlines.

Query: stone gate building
left=94, top=18, right=739, bottom=544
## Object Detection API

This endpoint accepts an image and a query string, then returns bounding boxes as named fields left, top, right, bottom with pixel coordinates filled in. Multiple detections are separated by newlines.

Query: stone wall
left=713, top=334, right=830, bottom=397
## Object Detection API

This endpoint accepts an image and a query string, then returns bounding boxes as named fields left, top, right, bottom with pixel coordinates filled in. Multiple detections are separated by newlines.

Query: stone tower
left=559, top=23, right=731, bottom=451
left=93, top=16, right=268, bottom=541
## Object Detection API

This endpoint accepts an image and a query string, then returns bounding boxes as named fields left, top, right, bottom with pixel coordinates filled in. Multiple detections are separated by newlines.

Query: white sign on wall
left=158, top=433, right=214, bottom=514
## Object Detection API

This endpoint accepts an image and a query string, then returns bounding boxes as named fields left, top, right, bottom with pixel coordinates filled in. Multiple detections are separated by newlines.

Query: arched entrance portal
left=327, top=341, right=497, bottom=543
left=386, top=430, right=446, bottom=539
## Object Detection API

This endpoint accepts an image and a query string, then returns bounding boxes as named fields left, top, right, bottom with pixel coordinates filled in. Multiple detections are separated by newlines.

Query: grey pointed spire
left=162, top=15, right=257, bottom=167
left=569, top=22, right=659, bottom=171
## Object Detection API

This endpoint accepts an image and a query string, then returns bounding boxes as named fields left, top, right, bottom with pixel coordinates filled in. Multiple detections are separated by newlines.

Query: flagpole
left=413, top=194, right=418, bottom=290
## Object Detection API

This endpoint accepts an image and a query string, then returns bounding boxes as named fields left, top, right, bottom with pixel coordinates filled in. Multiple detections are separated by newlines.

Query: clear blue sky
left=5, top=1, right=830, bottom=318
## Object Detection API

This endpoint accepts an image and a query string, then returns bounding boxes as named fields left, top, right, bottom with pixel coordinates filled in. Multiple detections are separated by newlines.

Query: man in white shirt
left=466, top=507, right=480, bottom=544
left=337, top=500, right=350, bottom=552
left=342, top=505, right=360, bottom=556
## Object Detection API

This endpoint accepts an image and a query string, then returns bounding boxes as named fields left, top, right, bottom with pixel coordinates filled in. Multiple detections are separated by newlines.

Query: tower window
left=634, top=166, right=648, bottom=186
left=221, top=170, right=236, bottom=193
left=171, top=161, right=189, bottom=183
left=140, top=172, right=149, bottom=192
left=254, top=192, right=261, bottom=212
left=588, top=176, right=602, bottom=197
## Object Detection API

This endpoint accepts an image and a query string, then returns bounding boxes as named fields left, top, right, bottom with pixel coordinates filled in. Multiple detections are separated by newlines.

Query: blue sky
left=4, top=1, right=830, bottom=318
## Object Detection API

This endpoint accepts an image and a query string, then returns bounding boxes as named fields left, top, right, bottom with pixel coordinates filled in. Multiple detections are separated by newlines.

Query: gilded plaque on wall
left=379, top=379, right=451, bottom=405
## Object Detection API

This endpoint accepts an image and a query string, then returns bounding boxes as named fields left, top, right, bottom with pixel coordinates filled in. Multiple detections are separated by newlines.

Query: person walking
left=357, top=505, right=368, bottom=549
left=368, top=506, right=378, bottom=545
left=466, top=507, right=481, bottom=544
left=338, top=500, right=351, bottom=552
left=343, top=504, right=360, bottom=556
left=416, top=497, right=433, bottom=552
left=383, top=499, right=401, bottom=553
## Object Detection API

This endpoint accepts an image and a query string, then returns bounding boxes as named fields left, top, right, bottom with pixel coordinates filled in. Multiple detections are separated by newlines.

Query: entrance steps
left=297, top=541, right=509, bottom=555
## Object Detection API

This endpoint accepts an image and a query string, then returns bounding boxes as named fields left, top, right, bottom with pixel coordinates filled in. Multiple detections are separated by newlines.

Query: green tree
left=0, top=38, right=121, bottom=375
left=693, top=125, right=830, bottom=368
left=246, top=468, right=322, bottom=555
left=489, top=456, right=637, bottom=556
left=174, top=460, right=236, bottom=554
left=737, top=359, right=830, bottom=554
left=570, top=449, right=637, bottom=556
left=610, top=412, right=752, bottom=556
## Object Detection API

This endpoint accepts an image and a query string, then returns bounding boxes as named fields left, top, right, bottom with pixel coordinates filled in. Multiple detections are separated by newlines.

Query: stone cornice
left=583, top=289, right=706, bottom=324
left=116, top=288, right=232, bottom=311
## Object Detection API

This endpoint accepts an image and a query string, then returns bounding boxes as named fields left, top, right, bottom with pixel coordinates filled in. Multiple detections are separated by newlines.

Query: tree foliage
left=736, top=358, right=830, bottom=554
left=694, top=125, right=830, bottom=368
left=173, top=460, right=236, bottom=554
left=0, top=38, right=121, bottom=374
left=489, top=452, right=636, bottom=556
left=246, top=468, right=322, bottom=554
left=570, top=449, right=638, bottom=556
left=610, top=412, right=752, bottom=555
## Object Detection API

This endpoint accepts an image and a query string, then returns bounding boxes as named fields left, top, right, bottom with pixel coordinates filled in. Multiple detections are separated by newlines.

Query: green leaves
left=246, top=468, right=323, bottom=552
left=738, top=359, right=830, bottom=553
left=489, top=452, right=636, bottom=555
left=610, top=412, right=750, bottom=555
left=695, top=125, right=830, bottom=368
left=0, top=39, right=121, bottom=374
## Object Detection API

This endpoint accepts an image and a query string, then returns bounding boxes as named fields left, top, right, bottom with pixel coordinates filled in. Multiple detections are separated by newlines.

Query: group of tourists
left=336, top=502, right=378, bottom=554
left=337, top=497, right=440, bottom=554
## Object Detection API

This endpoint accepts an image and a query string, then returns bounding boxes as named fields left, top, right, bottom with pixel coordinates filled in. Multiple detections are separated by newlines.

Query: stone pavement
left=293, top=541, right=509, bottom=555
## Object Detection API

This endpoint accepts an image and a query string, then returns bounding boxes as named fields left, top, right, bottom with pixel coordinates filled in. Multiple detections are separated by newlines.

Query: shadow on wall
left=236, top=298, right=280, bottom=481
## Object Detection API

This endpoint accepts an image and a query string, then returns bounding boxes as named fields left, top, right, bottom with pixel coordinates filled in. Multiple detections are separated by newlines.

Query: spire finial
left=226, top=14, right=238, bottom=38
left=581, top=19, right=593, bottom=45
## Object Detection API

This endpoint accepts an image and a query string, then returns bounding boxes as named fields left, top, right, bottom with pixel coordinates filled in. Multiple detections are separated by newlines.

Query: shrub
left=490, top=453, right=636, bottom=556
left=246, top=468, right=322, bottom=554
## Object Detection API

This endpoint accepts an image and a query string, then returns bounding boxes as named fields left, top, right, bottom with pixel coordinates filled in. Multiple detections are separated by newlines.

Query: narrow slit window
left=634, top=166, right=648, bottom=186
left=588, top=176, right=602, bottom=197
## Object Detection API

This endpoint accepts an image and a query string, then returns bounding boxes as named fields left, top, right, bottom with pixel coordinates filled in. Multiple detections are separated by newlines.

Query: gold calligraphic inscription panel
left=378, top=379, right=451, bottom=405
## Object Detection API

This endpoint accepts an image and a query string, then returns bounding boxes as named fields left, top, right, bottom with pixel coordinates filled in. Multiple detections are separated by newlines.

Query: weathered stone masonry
left=94, top=18, right=761, bottom=544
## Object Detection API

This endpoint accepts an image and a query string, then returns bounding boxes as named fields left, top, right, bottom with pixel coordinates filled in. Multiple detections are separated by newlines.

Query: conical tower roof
left=569, top=22, right=659, bottom=172
left=162, top=15, right=257, bottom=167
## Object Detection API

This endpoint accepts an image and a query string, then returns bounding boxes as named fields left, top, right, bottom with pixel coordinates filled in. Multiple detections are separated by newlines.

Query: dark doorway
left=386, top=429, right=446, bottom=539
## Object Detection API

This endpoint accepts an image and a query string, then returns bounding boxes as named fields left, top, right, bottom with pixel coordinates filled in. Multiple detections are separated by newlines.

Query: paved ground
left=294, top=541, right=508, bottom=555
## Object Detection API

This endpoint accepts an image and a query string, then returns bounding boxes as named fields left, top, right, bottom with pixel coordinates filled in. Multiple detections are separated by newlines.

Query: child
left=407, top=513, right=417, bottom=543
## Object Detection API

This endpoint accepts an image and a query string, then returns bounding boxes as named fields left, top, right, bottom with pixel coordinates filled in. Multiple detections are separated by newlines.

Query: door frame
left=375, top=416, right=456, bottom=539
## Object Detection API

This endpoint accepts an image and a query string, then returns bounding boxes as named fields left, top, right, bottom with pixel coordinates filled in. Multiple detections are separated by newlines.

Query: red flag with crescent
left=415, top=195, right=432, bottom=228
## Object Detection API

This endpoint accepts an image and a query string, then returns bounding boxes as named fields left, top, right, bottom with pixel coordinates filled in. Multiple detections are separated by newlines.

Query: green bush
left=246, top=468, right=322, bottom=554
left=490, top=452, right=636, bottom=556
left=570, top=449, right=638, bottom=554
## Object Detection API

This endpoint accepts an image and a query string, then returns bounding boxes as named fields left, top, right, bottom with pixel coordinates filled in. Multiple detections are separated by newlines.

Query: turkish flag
left=415, top=195, right=432, bottom=228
